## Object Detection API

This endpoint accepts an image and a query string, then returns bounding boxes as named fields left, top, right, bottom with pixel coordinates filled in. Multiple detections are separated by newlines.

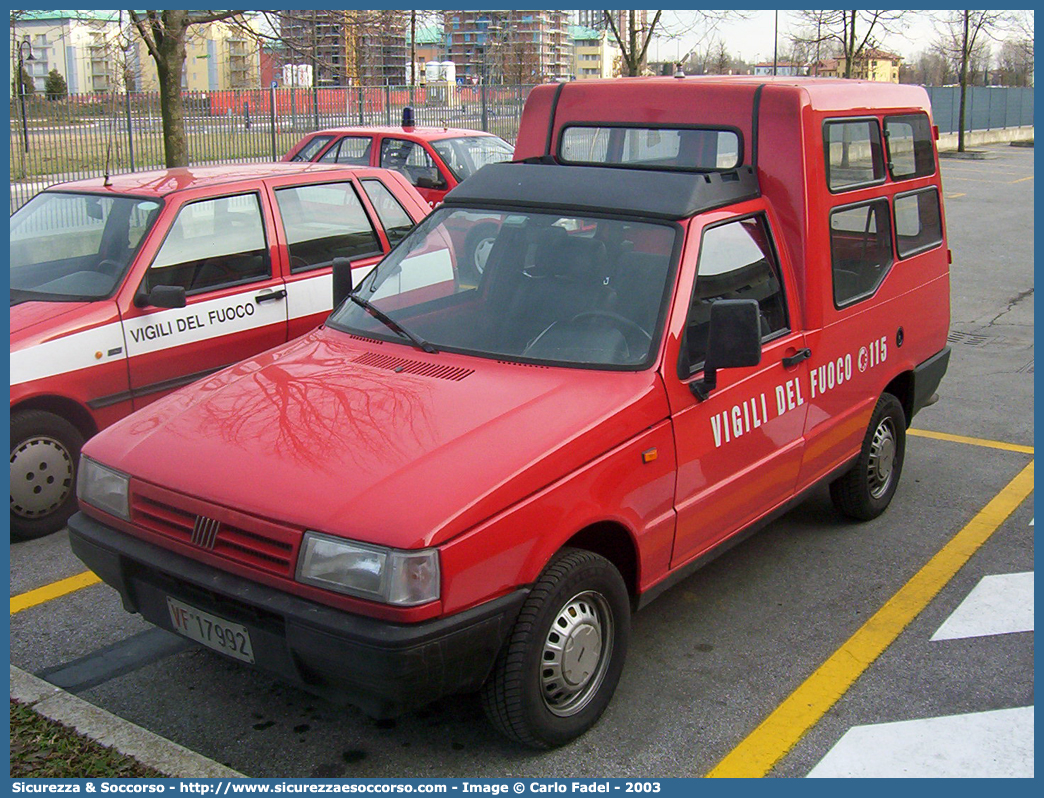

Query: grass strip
left=10, top=699, right=167, bottom=779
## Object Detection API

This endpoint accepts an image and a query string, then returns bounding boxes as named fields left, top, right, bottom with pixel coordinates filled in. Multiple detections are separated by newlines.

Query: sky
left=645, top=10, right=964, bottom=65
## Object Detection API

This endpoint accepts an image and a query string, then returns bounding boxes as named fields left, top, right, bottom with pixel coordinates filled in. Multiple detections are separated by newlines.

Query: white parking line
left=931, top=572, right=1034, bottom=641
left=807, top=706, right=1034, bottom=778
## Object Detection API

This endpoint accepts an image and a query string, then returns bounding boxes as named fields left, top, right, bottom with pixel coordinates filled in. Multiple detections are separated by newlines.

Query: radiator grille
left=131, top=483, right=299, bottom=577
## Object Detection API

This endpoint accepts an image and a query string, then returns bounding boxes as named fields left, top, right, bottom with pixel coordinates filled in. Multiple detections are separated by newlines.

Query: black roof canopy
left=442, top=162, right=760, bottom=221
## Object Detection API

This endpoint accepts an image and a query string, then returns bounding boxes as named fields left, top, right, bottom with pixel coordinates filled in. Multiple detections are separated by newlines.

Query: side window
left=824, top=119, right=885, bottom=192
left=360, top=179, right=415, bottom=247
left=146, top=194, right=269, bottom=295
left=319, top=136, right=372, bottom=165
left=830, top=199, right=894, bottom=307
left=884, top=113, right=936, bottom=179
left=380, top=138, right=442, bottom=188
left=685, top=216, right=789, bottom=371
left=290, top=135, right=333, bottom=162
left=894, top=188, right=943, bottom=258
left=274, top=181, right=381, bottom=273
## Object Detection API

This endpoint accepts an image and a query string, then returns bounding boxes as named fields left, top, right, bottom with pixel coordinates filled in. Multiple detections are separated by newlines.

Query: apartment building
left=569, top=25, right=619, bottom=80
left=10, top=11, right=121, bottom=94
left=11, top=11, right=262, bottom=94
left=127, top=18, right=261, bottom=92
left=815, top=49, right=903, bottom=83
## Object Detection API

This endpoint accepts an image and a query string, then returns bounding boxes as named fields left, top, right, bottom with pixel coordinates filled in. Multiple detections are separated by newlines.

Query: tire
left=10, top=409, right=85, bottom=540
left=462, top=223, right=498, bottom=282
left=830, top=393, right=906, bottom=521
left=481, top=548, right=630, bottom=748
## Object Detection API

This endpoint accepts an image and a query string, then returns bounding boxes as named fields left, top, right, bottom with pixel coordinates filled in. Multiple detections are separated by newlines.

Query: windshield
left=328, top=207, right=677, bottom=369
left=431, top=136, right=514, bottom=182
left=10, top=192, right=161, bottom=303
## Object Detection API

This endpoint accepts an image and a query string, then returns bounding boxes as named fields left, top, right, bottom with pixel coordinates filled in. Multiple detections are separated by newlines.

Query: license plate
left=167, top=597, right=255, bottom=664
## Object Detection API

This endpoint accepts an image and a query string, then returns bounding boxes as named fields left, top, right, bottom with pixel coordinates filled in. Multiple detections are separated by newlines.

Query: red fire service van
left=70, top=77, right=950, bottom=748
left=10, top=163, right=428, bottom=539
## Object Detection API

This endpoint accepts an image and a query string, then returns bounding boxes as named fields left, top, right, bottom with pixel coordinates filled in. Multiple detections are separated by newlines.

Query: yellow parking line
left=1011, top=176, right=1033, bottom=184
left=707, top=460, right=1034, bottom=778
left=10, top=571, right=101, bottom=615
left=945, top=192, right=967, bottom=199
left=909, top=428, right=1033, bottom=454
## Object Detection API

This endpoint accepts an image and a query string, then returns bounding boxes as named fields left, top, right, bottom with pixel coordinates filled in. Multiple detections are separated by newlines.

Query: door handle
left=782, top=348, right=811, bottom=368
left=255, top=289, right=287, bottom=304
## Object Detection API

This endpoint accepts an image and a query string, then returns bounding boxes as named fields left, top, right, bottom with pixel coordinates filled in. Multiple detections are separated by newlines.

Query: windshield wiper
left=347, top=293, right=438, bottom=355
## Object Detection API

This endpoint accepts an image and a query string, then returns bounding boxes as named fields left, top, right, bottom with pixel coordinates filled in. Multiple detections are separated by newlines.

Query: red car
left=10, top=163, right=428, bottom=539
left=71, top=78, right=950, bottom=747
left=283, top=123, right=514, bottom=208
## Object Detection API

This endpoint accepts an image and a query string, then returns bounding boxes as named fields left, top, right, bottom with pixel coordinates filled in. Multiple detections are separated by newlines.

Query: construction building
left=444, top=10, right=571, bottom=84
left=278, top=10, right=408, bottom=86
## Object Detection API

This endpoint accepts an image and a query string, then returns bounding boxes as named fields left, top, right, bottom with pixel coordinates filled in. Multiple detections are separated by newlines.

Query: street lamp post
left=17, top=38, right=35, bottom=154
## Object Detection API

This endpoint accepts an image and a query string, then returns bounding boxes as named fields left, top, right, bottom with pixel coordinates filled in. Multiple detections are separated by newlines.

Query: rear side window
left=319, top=136, right=372, bottom=166
left=380, top=139, right=442, bottom=188
left=685, top=215, right=789, bottom=371
left=560, top=126, right=741, bottom=170
left=894, top=188, right=943, bottom=258
left=830, top=199, right=894, bottom=307
left=291, top=135, right=333, bottom=162
left=824, top=119, right=885, bottom=192
left=274, top=182, right=381, bottom=273
left=361, top=179, right=415, bottom=247
left=147, top=194, right=269, bottom=295
left=885, top=114, right=936, bottom=179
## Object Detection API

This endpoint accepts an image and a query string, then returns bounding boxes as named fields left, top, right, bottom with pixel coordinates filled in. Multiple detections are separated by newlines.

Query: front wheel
left=10, top=409, right=84, bottom=540
left=830, top=392, right=906, bottom=521
left=481, top=548, right=630, bottom=748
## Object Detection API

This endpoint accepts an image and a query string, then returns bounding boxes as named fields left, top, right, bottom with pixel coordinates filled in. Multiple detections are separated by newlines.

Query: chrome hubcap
left=867, top=418, right=897, bottom=499
left=540, top=591, right=613, bottom=717
left=10, top=436, right=74, bottom=518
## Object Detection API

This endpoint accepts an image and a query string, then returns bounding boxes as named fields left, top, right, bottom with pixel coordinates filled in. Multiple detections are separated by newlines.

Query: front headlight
left=76, top=456, right=130, bottom=520
left=296, top=531, right=440, bottom=606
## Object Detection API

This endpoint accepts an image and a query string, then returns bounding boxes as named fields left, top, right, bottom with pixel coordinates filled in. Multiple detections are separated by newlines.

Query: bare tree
left=408, top=10, right=443, bottom=86
left=791, top=10, right=908, bottom=78
left=604, top=10, right=742, bottom=78
left=604, top=10, right=662, bottom=77
left=995, top=37, right=1034, bottom=87
left=128, top=10, right=245, bottom=167
left=933, top=11, right=1014, bottom=150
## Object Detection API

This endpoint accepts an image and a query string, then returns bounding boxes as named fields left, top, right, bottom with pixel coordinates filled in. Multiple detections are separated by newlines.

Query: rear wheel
left=830, top=393, right=906, bottom=521
left=10, top=409, right=84, bottom=540
left=481, top=548, right=629, bottom=748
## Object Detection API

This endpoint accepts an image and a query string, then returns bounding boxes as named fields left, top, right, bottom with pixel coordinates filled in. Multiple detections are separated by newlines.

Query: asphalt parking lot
left=9, top=144, right=1034, bottom=777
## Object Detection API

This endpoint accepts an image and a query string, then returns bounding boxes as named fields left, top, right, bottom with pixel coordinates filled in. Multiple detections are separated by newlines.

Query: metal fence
left=9, top=84, right=535, bottom=212
left=924, top=86, right=1034, bottom=134
left=9, top=83, right=1035, bottom=212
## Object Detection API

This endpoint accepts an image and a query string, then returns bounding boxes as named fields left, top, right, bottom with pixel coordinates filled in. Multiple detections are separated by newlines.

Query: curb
left=10, top=665, right=246, bottom=779
left=938, top=150, right=997, bottom=160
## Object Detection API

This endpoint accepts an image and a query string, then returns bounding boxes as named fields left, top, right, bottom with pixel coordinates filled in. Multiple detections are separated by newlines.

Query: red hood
left=10, top=300, right=111, bottom=346
left=84, top=327, right=669, bottom=549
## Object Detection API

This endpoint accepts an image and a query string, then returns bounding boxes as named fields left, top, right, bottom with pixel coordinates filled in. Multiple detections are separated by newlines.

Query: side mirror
left=134, top=285, right=186, bottom=309
left=415, top=173, right=447, bottom=190
left=332, top=257, right=354, bottom=309
left=690, top=299, right=762, bottom=401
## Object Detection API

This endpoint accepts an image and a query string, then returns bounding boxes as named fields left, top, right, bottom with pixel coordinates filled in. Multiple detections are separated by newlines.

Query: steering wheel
left=568, top=310, right=652, bottom=353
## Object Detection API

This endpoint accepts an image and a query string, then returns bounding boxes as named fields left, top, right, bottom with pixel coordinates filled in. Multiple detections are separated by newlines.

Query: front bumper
left=68, top=512, right=528, bottom=718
